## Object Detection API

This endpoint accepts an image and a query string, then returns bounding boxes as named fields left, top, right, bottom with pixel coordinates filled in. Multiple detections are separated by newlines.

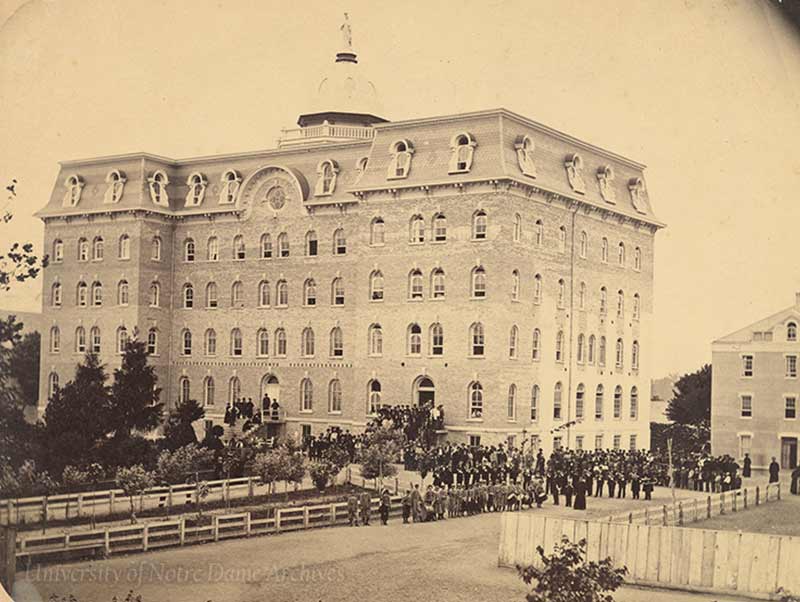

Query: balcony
left=278, top=121, right=375, bottom=148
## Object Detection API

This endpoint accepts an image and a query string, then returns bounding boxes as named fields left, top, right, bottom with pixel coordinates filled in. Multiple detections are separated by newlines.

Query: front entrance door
left=781, top=437, right=798, bottom=469
left=261, top=375, right=280, bottom=412
left=415, top=376, right=435, bottom=406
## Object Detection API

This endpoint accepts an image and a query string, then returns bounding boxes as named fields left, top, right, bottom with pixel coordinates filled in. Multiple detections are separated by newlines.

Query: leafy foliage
left=155, top=444, right=213, bottom=485
left=357, top=429, right=400, bottom=481
left=108, top=338, right=164, bottom=439
left=308, top=460, right=339, bottom=492
left=0, top=316, right=39, bottom=467
left=162, top=398, right=204, bottom=451
left=650, top=421, right=710, bottom=457
left=666, top=364, right=711, bottom=424
left=8, top=329, right=40, bottom=406
left=115, top=464, right=155, bottom=523
left=517, top=536, right=627, bottom=602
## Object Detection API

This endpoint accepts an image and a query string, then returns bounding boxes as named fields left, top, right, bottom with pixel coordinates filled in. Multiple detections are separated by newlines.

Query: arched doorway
left=413, top=376, right=435, bottom=407
left=260, top=374, right=280, bottom=410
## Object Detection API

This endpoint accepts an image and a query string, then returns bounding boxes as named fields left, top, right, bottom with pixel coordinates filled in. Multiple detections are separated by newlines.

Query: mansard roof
left=713, top=303, right=800, bottom=345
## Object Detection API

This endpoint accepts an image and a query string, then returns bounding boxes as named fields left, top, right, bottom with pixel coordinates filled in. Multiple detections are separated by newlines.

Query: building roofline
left=712, top=304, right=800, bottom=344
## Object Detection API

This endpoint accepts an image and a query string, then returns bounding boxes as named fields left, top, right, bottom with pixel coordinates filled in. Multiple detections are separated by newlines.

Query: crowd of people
left=668, top=452, right=743, bottom=492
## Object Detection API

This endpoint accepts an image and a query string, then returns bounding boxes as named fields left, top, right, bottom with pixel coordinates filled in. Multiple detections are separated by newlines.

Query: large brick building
left=35, top=32, right=663, bottom=452
left=711, top=293, right=800, bottom=469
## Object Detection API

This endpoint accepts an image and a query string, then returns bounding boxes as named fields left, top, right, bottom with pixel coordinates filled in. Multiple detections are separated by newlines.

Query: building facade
left=712, top=293, right=800, bottom=469
left=36, top=38, right=663, bottom=453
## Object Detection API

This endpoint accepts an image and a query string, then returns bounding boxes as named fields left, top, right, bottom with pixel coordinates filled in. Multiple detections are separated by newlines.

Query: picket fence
left=499, top=484, right=792, bottom=600
left=15, top=494, right=403, bottom=565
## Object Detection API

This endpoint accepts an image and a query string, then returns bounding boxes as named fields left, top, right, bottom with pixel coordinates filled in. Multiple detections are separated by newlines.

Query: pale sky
left=1, top=0, right=799, bottom=379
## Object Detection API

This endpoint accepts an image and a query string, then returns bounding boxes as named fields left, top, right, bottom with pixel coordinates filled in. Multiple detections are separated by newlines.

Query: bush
left=115, top=465, right=155, bottom=524
left=309, top=460, right=339, bottom=492
left=155, top=444, right=213, bottom=485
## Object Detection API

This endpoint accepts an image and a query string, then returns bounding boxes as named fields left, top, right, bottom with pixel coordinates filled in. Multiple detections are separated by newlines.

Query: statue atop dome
left=340, top=12, right=353, bottom=51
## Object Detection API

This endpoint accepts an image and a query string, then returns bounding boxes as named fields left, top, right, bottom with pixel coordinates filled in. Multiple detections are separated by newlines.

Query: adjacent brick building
left=35, top=36, right=664, bottom=452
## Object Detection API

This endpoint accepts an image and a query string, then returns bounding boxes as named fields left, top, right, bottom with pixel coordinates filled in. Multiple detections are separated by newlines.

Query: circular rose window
left=265, top=185, right=286, bottom=210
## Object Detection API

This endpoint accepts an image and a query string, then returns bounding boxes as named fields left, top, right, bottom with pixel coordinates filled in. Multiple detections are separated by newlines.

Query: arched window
left=471, top=266, right=487, bottom=298
left=258, top=280, right=270, bottom=307
left=116, top=326, right=129, bottom=354
left=205, top=329, right=217, bottom=355
left=49, top=326, right=60, bottom=353
left=305, top=231, right=318, bottom=256
left=369, top=324, right=383, bottom=356
left=179, top=377, right=190, bottom=404
left=599, top=286, right=607, bottom=314
left=579, top=231, right=588, bottom=258
left=356, top=156, right=369, bottom=180
left=407, top=323, right=422, bottom=355
left=370, top=217, right=385, bottom=246
left=633, top=293, right=641, bottom=320
left=118, top=235, right=130, bottom=260
left=470, top=322, right=485, bottom=356
left=148, top=170, right=169, bottom=206
left=275, top=328, right=287, bottom=356
left=183, top=283, right=194, bottom=309
left=558, top=226, right=567, bottom=252
left=367, top=380, right=382, bottom=415
left=515, top=135, right=537, bottom=177
left=370, top=270, right=384, bottom=301
left=78, top=238, right=89, bottom=262
left=632, top=340, right=640, bottom=370
left=504, top=323, right=520, bottom=362
left=507, top=384, right=517, bottom=421
left=315, top=160, right=339, bottom=196
left=328, top=379, right=343, bottom=413
left=330, top=327, right=343, bottom=357
left=577, top=333, right=585, bottom=363
left=530, top=384, right=540, bottom=421
left=788, top=322, right=798, bottom=342
left=149, top=282, right=160, bottom=307
left=203, top=376, right=215, bottom=407
left=277, top=233, right=289, bottom=257
left=185, top=172, right=207, bottom=206
left=617, top=289, right=625, bottom=318
left=276, top=280, right=288, bottom=306
left=230, top=328, right=243, bottom=356
left=601, top=238, right=609, bottom=263
left=557, top=278, right=566, bottom=308
left=388, top=139, right=414, bottom=179
left=75, top=326, right=86, bottom=353
left=472, top=210, right=488, bottom=240
left=599, top=336, right=607, bottom=366
left=331, top=277, right=345, bottom=305
left=534, top=220, right=544, bottom=246
left=553, top=382, right=563, bottom=420
left=409, top=215, right=425, bottom=243
left=555, top=330, right=564, bottom=362
left=634, top=246, right=642, bottom=271
left=63, top=174, right=83, bottom=207
left=333, top=228, right=347, bottom=255
left=575, top=383, right=585, bottom=419
left=77, top=281, right=88, bottom=307
left=52, top=239, right=64, bottom=263
left=219, top=170, right=241, bottom=205
left=511, top=270, right=520, bottom=301
left=595, top=385, right=604, bottom=420
left=233, top=235, right=246, bottom=260
left=449, top=132, right=476, bottom=173
left=468, top=382, right=484, bottom=419
left=431, top=268, right=445, bottom=299
left=301, top=327, right=315, bottom=357
left=433, top=213, right=447, bottom=242
left=260, top=233, right=272, bottom=259
left=630, top=386, right=639, bottom=419
left=151, top=236, right=162, bottom=261
left=48, top=372, right=60, bottom=398
left=206, top=282, right=218, bottom=308
left=408, top=269, right=423, bottom=299
left=588, top=335, right=596, bottom=364
left=91, top=281, right=103, bottom=306
left=616, top=338, right=624, bottom=368
left=181, top=329, right=192, bottom=356
left=92, top=237, right=104, bottom=261
left=303, top=279, right=317, bottom=306
left=117, top=280, right=129, bottom=306
left=228, top=376, right=241, bottom=404
left=513, top=214, right=522, bottom=242
left=430, top=323, right=444, bottom=355
left=533, top=273, right=542, bottom=305
left=207, top=237, right=219, bottom=261
left=104, top=170, right=126, bottom=204
left=613, top=385, right=623, bottom=418
left=578, top=281, right=586, bottom=310
left=51, top=282, right=62, bottom=307
left=300, top=378, right=314, bottom=411
left=90, top=326, right=101, bottom=353
left=618, top=242, right=626, bottom=266
left=257, top=329, right=270, bottom=356
left=146, top=328, right=158, bottom=355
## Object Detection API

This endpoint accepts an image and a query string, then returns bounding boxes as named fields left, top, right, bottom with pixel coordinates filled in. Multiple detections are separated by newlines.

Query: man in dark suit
left=769, top=457, right=781, bottom=483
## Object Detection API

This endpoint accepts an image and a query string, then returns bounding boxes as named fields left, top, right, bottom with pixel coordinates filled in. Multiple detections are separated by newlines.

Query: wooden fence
left=498, top=484, right=794, bottom=600
left=15, top=494, right=404, bottom=565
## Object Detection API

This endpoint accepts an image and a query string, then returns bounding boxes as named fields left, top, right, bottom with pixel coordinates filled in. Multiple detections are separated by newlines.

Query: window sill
left=329, top=355, right=344, bottom=360
left=470, top=238, right=488, bottom=243
left=428, top=354, right=444, bottom=358
left=369, top=299, right=385, bottom=303
left=470, top=296, right=487, bottom=301
left=740, top=416, right=753, bottom=420
left=430, top=296, right=446, bottom=301
left=299, top=410, right=313, bottom=414
left=431, top=240, right=447, bottom=244
left=328, top=411, right=343, bottom=415
left=408, top=297, right=424, bottom=302
left=466, top=417, right=484, bottom=423
left=468, top=355, right=485, bottom=360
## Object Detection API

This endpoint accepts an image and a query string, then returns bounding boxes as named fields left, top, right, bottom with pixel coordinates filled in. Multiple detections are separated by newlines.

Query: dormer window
left=449, top=132, right=476, bottom=173
left=628, top=177, right=648, bottom=214
left=219, top=170, right=241, bottom=205
left=355, top=156, right=369, bottom=181
left=185, top=172, right=207, bottom=207
left=388, top=139, right=414, bottom=179
left=148, top=170, right=170, bottom=206
left=789, top=322, right=798, bottom=342
left=314, top=160, right=339, bottom=196
left=104, top=170, right=126, bottom=204
left=514, top=135, right=536, bottom=177
left=62, top=174, right=83, bottom=207
left=597, top=165, right=616, bottom=203
left=564, top=153, right=586, bottom=193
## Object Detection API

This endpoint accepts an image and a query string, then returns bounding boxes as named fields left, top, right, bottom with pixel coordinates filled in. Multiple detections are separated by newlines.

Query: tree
left=8, top=330, right=40, bottom=407
left=650, top=421, right=710, bottom=458
left=162, top=398, right=204, bottom=451
left=115, top=465, right=155, bottom=524
left=666, top=364, right=711, bottom=424
left=251, top=450, right=289, bottom=495
left=108, top=339, right=164, bottom=440
left=155, top=444, right=213, bottom=485
left=517, top=536, right=628, bottom=602
left=61, top=465, right=89, bottom=518
left=308, top=460, right=339, bottom=492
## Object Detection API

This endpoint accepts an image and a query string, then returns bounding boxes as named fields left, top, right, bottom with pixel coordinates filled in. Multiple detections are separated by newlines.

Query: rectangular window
left=594, top=434, right=603, bottom=451
left=613, top=434, right=621, bottom=449
left=786, top=396, right=797, bottom=419
left=469, top=435, right=481, bottom=447
left=738, top=434, right=752, bottom=458
left=553, top=436, right=562, bottom=450
left=301, top=424, right=312, bottom=441
left=740, top=394, right=753, bottom=418
left=742, top=355, right=754, bottom=377
left=787, top=355, right=798, bottom=378
left=575, top=435, right=584, bottom=450
left=629, top=435, right=637, bottom=451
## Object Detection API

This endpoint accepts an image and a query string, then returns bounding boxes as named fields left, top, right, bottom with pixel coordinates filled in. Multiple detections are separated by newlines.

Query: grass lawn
left=686, top=493, right=800, bottom=536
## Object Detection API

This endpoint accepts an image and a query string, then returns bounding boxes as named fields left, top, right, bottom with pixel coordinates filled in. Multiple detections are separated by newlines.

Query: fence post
left=678, top=501, right=684, bottom=526
left=744, top=488, right=748, bottom=510
left=732, top=491, right=737, bottom=513
left=644, top=508, right=649, bottom=525
left=109, top=491, right=115, bottom=516
left=628, top=512, right=633, bottom=524
left=168, top=486, right=173, bottom=511
left=248, top=477, right=254, bottom=499
left=720, top=492, right=725, bottom=515
left=303, top=507, right=310, bottom=528
left=76, top=494, right=83, bottom=518
left=395, top=477, right=399, bottom=495
left=5, top=501, right=11, bottom=526
left=777, top=482, right=782, bottom=501
left=756, top=486, right=760, bottom=506
left=104, top=528, right=111, bottom=555
left=142, top=525, right=149, bottom=551
left=330, top=503, right=336, bottom=525
left=245, top=512, right=251, bottom=537
left=707, top=495, right=711, bottom=519
left=662, top=505, right=667, bottom=526
left=179, top=518, right=186, bottom=546
left=213, top=516, right=220, bottom=542
left=275, top=509, right=282, bottom=533
left=64, top=533, right=70, bottom=549
left=361, top=477, right=365, bottom=489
